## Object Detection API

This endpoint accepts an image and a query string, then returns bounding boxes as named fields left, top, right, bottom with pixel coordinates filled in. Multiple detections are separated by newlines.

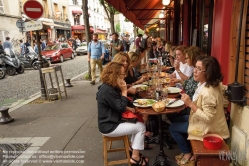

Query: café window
left=198, top=0, right=214, bottom=55
left=74, top=15, right=80, bottom=25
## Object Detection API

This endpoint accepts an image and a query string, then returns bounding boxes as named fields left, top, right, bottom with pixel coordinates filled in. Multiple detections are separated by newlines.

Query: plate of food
left=167, top=87, right=182, bottom=94
left=133, top=99, right=157, bottom=107
left=131, top=84, right=148, bottom=91
left=165, top=98, right=184, bottom=108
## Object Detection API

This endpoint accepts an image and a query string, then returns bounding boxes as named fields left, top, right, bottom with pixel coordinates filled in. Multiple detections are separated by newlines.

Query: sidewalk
left=0, top=76, right=180, bottom=166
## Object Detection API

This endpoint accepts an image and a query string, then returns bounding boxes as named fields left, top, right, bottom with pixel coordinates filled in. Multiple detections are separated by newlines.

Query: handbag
left=121, top=111, right=138, bottom=123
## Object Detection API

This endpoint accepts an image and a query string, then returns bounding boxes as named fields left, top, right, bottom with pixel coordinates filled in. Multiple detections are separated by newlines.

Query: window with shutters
left=0, top=0, right=4, bottom=14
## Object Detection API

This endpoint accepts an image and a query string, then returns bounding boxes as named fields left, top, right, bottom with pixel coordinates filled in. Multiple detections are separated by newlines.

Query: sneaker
left=90, top=80, right=95, bottom=85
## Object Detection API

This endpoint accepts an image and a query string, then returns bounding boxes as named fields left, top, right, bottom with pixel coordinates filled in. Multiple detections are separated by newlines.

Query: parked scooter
left=19, top=46, right=41, bottom=70
left=0, top=50, right=6, bottom=79
left=2, top=48, right=24, bottom=76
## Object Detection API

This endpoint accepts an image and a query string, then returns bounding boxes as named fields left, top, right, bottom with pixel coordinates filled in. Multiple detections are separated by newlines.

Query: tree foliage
left=99, top=0, right=119, bottom=33
left=115, top=23, right=120, bottom=33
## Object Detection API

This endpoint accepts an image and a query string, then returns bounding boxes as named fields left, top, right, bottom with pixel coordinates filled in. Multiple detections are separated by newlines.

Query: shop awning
left=96, top=28, right=106, bottom=33
left=105, top=0, right=164, bottom=29
left=42, top=22, right=64, bottom=28
left=71, top=25, right=94, bottom=33
left=72, top=10, right=82, bottom=15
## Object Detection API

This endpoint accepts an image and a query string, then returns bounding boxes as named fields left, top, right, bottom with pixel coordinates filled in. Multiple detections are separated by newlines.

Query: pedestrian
left=122, top=36, right=127, bottom=52
left=0, top=40, right=4, bottom=53
left=135, top=34, right=142, bottom=49
left=87, top=33, right=105, bottom=85
left=110, top=32, right=123, bottom=58
left=19, top=39, right=25, bottom=57
left=24, top=40, right=30, bottom=54
left=3, top=37, right=12, bottom=49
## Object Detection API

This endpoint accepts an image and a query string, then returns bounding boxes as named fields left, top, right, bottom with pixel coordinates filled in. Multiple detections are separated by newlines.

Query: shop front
left=95, top=28, right=107, bottom=40
left=71, top=25, right=94, bottom=41
left=53, top=21, right=71, bottom=41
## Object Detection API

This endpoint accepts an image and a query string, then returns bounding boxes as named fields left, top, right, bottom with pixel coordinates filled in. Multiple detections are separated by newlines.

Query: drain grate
left=0, top=143, right=31, bottom=166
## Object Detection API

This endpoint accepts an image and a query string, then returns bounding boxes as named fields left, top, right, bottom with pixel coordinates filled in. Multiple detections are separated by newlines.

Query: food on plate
left=137, top=85, right=148, bottom=91
left=136, top=99, right=156, bottom=106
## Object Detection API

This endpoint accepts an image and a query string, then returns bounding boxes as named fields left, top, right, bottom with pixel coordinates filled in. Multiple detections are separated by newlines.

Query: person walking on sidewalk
left=88, top=33, right=105, bottom=85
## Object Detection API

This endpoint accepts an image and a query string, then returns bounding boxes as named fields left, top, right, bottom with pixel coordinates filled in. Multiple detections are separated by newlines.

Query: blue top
left=88, top=41, right=105, bottom=60
left=3, top=41, right=12, bottom=49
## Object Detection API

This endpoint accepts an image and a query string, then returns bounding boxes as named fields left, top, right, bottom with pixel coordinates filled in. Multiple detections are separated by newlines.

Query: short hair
left=184, top=46, right=202, bottom=66
left=175, top=45, right=188, bottom=54
left=196, top=56, right=223, bottom=87
left=113, top=52, right=131, bottom=74
left=6, top=37, right=10, bottom=40
left=93, top=33, right=98, bottom=37
left=138, top=34, right=142, bottom=37
left=100, top=62, right=124, bottom=88
left=111, top=32, right=119, bottom=37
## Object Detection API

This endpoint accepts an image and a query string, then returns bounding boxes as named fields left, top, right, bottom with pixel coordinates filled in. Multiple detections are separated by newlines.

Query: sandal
left=131, top=156, right=149, bottom=166
left=177, top=154, right=194, bottom=165
left=144, top=143, right=152, bottom=150
left=175, top=153, right=184, bottom=161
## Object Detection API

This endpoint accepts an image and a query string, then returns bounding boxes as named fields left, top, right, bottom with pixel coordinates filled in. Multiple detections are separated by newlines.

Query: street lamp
left=162, top=0, right=170, bottom=6
left=159, top=11, right=164, bottom=19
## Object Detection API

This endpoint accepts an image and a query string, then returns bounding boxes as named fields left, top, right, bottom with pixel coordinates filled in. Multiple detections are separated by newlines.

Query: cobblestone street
left=0, top=56, right=88, bottom=107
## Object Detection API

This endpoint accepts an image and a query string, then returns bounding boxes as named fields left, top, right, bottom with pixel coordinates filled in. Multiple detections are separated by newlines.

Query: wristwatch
left=177, top=70, right=181, bottom=73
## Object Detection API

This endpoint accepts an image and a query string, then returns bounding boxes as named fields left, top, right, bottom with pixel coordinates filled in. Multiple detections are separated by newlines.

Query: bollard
left=65, top=78, right=73, bottom=87
left=0, top=107, right=14, bottom=124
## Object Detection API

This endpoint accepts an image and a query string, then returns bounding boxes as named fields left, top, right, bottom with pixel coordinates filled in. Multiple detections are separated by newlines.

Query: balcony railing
left=43, top=13, right=70, bottom=23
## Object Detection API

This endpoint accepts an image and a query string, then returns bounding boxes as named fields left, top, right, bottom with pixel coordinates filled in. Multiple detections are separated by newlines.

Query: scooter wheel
left=16, top=65, right=25, bottom=74
left=0, top=69, right=6, bottom=79
left=6, top=66, right=16, bottom=76
left=32, top=61, right=40, bottom=70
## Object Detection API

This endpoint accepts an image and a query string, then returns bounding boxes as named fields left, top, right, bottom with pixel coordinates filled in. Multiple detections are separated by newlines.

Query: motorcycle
left=19, top=46, right=41, bottom=70
left=2, top=48, right=24, bottom=76
left=0, top=50, right=6, bottom=79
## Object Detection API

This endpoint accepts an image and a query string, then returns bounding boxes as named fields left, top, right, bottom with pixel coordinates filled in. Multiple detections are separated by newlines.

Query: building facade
left=0, top=0, right=25, bottom=53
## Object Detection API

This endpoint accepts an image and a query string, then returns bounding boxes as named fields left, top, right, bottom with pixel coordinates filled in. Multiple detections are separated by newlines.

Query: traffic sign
left=25, top=20, right=43, bottom=31
left=16, top=20, right=25, bottom=28
left=23, top=0, right=44, bottom=20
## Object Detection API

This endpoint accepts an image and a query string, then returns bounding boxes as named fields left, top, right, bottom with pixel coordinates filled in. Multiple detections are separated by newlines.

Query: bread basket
left=152, top=101, right=166, bottom=112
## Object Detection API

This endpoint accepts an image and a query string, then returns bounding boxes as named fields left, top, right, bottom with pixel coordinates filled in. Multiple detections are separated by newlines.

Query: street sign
left=23, top=0, right=44, bottom=20
left=25, top=20, right=43, bottom=31
left=16, top=20, right=25, bottom=28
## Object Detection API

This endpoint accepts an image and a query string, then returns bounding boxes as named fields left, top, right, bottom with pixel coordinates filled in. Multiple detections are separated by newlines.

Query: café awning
left=72, top=10, right=82, bottom=15
left=96, top=28, right=106, bottom=33
left=71, top=25, right=94, bottom=33
left=104, top=0, right=165, bottom=29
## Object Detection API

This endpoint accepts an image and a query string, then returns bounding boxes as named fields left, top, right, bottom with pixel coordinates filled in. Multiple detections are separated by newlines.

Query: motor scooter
left=19, top=46, right=42, bottom=70
left=2, top=48, right=24, bottom=76
left=0, top=50, right=6, bottom=79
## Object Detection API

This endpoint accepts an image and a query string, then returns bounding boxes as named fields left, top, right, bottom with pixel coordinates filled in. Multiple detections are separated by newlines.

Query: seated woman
left=169, top=56, right=230, bottom=165
left=97, top=62, right=149, bottom=165
left=125, top=52, right=148, bottom=86
left=171, top=45, right=193, bottom=82
left=167, top=46, right=202, bottom=122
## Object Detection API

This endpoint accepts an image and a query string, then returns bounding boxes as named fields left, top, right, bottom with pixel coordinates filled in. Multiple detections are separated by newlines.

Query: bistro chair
left=102, top=135, right=131, bottom=166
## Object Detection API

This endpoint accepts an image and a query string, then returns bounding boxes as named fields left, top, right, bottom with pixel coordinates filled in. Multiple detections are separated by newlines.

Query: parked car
left=75, top=42, right=87, bottom=55
left=42, top=43, right=74, bottom=63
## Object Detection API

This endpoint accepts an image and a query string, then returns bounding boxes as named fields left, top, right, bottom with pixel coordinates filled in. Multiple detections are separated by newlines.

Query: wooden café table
left=136, top=91, right=185, bottom=166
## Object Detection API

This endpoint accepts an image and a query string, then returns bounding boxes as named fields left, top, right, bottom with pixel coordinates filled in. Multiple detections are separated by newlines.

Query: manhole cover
left=0, top=143, right=31, bottom=166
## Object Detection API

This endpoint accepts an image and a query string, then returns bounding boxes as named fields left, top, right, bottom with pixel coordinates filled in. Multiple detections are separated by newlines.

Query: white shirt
left=174, top=62, right=194, bottom=80
left=192, top=82, right=207, bottom=101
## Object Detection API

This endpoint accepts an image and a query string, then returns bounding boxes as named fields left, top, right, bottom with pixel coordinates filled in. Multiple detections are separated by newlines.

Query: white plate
left=166, top=99, right=184, bottom=108
left=131, top=84, right=148, bottom=89
left=167, top=87, right=182, bottom=94
left=133, top=99, right=157, bottom=108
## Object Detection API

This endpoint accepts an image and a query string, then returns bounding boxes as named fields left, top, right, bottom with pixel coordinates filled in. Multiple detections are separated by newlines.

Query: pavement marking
left=0, top=137, right=50, bottom=166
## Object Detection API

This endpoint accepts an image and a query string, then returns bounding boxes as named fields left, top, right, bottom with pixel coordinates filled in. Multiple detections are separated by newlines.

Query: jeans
left=90, top=58, right=103, bottom=81
left=169, top=115, right=191, bottom=153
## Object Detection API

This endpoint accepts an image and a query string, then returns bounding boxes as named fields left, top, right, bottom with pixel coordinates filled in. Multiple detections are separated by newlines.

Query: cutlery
left=166, top=99, right=181, bottom=106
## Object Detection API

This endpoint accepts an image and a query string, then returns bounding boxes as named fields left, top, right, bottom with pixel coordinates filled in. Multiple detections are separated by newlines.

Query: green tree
left=99, top=0, right=119, bottom=33
left=115, top=23, right=120, bottom=33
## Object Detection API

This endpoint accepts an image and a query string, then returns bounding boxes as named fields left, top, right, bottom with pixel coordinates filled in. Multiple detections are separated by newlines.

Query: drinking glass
left=161, top=88, right=168, bottom=102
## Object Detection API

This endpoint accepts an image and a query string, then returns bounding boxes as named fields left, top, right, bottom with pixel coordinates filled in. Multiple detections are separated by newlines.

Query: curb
left=8, top=70, right=88, bottom=113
